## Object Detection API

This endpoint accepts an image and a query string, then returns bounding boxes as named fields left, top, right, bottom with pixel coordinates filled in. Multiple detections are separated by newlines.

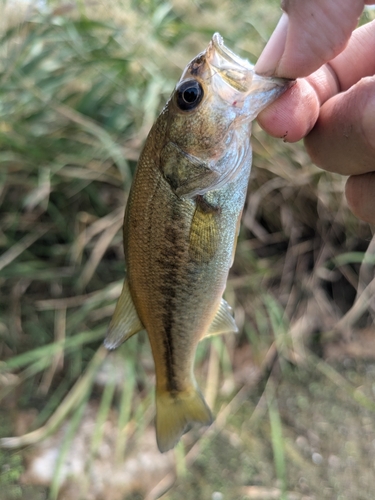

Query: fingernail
left=255, top=12, right=289, bottom=76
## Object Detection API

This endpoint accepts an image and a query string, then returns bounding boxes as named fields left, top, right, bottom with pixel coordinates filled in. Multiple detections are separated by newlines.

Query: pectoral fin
left=104, top=279, right=144, bottom=350
left=205, top=298, right=238, bottom=338
left=189, top=196, right=220, bottom=263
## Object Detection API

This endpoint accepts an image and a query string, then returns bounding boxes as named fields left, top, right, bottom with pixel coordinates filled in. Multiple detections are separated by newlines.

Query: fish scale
left=105, top=33, right=293, bottom=452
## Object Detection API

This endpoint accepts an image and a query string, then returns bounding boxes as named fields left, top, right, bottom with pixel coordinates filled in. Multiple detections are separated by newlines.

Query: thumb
left=255, top=0, right=365, bottom=79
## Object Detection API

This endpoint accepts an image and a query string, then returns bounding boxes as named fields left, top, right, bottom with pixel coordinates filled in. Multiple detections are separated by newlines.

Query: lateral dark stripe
left=162, top=307, right=178, bottom=393
left=158, top=206, right=185, bottom=393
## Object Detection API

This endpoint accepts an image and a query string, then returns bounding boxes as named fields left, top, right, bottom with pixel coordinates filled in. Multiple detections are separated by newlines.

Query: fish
left=105, top=33, right=292, bottom=453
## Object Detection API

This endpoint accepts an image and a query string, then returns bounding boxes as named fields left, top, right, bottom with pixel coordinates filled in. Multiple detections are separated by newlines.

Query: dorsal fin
left=205, top=298, right=238, bottom=338
left=104, top=279, right=144, bottom=350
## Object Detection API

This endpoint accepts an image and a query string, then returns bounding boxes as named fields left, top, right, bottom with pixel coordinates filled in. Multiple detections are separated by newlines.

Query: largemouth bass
left=105, top=33, right=292, bottom=452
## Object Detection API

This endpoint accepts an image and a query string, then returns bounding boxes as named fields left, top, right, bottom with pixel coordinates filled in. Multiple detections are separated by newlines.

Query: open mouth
left=205, top=33, right=254, bottom=93
left=208, top=33, right=254, bottom=73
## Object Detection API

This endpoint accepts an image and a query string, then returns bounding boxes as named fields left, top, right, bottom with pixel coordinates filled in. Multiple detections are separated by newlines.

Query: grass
left=1, top=1, right=375, bottom=499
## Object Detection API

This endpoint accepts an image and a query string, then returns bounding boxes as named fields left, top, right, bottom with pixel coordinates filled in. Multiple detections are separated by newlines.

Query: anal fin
left=205, top=298, right=238, bottom=338
left=104, top=279, right=143, bottom=350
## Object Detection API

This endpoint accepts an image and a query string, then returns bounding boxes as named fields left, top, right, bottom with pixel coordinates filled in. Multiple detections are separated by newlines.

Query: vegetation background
left=1, top=1, right=375, bottom=499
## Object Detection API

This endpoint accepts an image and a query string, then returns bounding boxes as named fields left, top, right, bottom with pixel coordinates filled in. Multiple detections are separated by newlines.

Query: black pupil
left=183, top=87, right=198, bottom=103
left=176, top=80, right=203, bottom=111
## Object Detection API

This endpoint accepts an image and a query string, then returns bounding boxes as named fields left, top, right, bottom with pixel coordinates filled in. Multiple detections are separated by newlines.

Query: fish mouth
left=208, top=33, right=254, bottom=76
left=178, top=33, right=294, bottom=117
left=206, top=32, right=293, bottom=95
left=202, top=32, right=294, bottom=115
left=205, top=33, right=254, bottom=92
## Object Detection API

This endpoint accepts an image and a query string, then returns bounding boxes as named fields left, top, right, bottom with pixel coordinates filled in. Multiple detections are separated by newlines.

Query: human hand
left=255, top=0, right=375, bottom=224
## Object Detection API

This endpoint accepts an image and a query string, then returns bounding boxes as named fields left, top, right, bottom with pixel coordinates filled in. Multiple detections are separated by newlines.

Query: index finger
left=255, top=0, right=366, bottom=79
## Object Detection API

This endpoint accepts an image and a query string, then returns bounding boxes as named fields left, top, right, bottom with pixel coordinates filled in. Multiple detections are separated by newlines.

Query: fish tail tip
left=103, top=329, right=123, bottom=350
left=103, top=338, right=117, bottom=350
left=155, top=388, right=213, bottom=453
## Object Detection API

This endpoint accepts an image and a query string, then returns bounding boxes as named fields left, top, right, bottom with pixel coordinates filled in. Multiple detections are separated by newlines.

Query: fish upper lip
left=251, top=72, right=296, bottom=93
left=253, top=72, right=295, bottom=86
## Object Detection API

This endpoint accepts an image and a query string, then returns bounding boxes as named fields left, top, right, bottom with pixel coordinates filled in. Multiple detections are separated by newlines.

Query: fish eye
left=176, top=80, right=204, bottom=111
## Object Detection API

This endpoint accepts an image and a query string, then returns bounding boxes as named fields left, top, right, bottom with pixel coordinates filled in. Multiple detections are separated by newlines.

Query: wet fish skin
left=105, top=33, right=293, bottom=452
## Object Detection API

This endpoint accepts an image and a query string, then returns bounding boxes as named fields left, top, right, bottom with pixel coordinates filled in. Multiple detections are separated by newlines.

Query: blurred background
left=1, top=1, right=375, bottom=499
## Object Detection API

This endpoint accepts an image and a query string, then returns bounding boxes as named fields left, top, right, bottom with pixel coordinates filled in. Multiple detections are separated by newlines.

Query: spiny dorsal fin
left=104, top=279, right=143, bottom=350
left=205, top=298, right=238, bottom=338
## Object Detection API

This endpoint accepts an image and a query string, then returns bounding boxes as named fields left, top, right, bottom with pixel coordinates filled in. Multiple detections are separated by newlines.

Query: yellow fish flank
left=105, top=33, right=292, bottom=452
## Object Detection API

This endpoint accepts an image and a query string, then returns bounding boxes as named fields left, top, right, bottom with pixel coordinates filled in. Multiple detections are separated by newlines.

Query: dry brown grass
left=1, top=1, right=375, bottom=499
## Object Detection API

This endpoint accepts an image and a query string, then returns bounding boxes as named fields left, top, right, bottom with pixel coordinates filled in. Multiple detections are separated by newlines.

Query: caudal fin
left=155, top=387, right=213, bottom=453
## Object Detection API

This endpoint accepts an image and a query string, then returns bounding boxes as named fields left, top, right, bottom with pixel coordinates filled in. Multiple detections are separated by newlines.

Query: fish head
left=184, top=32, right=292, bottom=114
left=161, top=33, right=294, bottom=197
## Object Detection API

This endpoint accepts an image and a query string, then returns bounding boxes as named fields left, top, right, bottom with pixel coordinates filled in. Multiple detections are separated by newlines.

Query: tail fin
left=155, top=387, right=213, bottom=453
